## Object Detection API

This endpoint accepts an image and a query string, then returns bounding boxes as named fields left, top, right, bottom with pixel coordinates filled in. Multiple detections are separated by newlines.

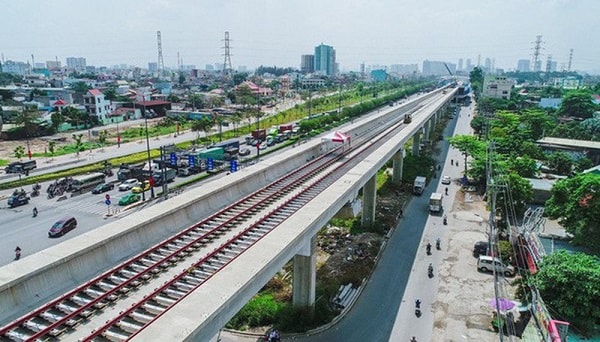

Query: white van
left=477, top=256, right=515, bottom=277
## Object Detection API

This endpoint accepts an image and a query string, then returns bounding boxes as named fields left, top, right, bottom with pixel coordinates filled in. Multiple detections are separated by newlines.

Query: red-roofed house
left=84, top=89, right=113, bottom=123
left=236, top=81, right=273, bottom=97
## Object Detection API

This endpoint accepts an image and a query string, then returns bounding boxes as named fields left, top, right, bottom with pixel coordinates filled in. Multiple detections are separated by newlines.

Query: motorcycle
left=445, top=187, right=448, bottom=195
left=428, top=263, right=434, bottom=278
left=443, top=215, right=447, bottom=225
left=415, top=299, right=422, bottom=317
left=32, top=207, right=38, bottom=218
left=15, top=247, right=22, bottom=260
left=426, top=243, right=432, bottom=256
left=436, top=238, right=441, bottom=250
left=31, top=188, right=39, bottom=197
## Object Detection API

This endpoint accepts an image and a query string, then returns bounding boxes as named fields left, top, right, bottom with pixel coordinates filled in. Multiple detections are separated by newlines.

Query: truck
left=5, top=160, right=37, bottom=176
left=429, top=192, right=443, bottom=212
left=153, top=168, right=176, bottom=185
left=252, top=129, right=266, bottom=142
left=197, top=147, right=224, bottom=161
left=413, top=176, right=426, bottom=195
left=279, top=124, right=293, bottom=133
left=7, top=189, right=29, bottom=208
left=117, top=164, right=152, bottom=182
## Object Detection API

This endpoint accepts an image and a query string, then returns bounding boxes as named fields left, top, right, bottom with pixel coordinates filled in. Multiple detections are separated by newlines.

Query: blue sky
left=1, top=0, right=599, bottom=73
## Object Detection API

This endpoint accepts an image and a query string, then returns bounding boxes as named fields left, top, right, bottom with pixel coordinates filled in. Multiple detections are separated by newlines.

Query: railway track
left=1, top=93, right=444, bottom=341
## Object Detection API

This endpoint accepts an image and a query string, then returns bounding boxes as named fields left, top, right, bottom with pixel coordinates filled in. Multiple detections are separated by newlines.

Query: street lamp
left=143, top=97, right=155, bottom=199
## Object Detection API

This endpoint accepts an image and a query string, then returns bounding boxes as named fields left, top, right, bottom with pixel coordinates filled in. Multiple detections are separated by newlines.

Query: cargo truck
left=429, top=193, right=443, bottom=212
left=5, top=160, right=37, bottom=175
left=197, top=147, right=224, bottom=161
left=153, top=168, right=176, bottom=185
left=413, top=176, right=426, bottom=195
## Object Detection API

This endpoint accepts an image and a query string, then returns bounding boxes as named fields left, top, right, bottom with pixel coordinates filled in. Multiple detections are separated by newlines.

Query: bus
left=70, top=172, right=106, bottom=192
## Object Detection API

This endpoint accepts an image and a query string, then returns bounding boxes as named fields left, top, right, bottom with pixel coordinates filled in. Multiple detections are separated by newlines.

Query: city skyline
left=1, top=0, right=599, bottom=73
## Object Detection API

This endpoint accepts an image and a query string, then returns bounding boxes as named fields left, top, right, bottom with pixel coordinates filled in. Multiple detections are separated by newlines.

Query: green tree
left=448, top=135, right=487, bottom=176
left=580, top=116, right=600, bottom=141
left=519, top=109, right=555, bottom=141
left=494, top=171, right=533, bottom=223
left=215, top=115, right=226, bottom=142
left=72, top=133, right=84, bottom=156
left=190, top=117, right=213, bottom=143
left=167, top=94, right=180, bottom=103
left=188, top=93, right=204, bottom=110
left=532, top=251, right=600, bottom=334
left=546, top=151, right=573, bottom=175
left=13, top=145, right=25, bottom=160
left=545, top=173, right=600, bottom=249
left=62, top=106, right=85, bottom=128
left=558, top=90, right=597, bottom=119
left=507, top=155, right=538, bottom=178
left=14, top=106, right=40, bottom=139
left=470, top=115, right=488, bottom=137
left=98, top=130, right=108, bottom=145
left=103, top=87, right=117, bottom=101
left=469, top=67, right=484, bottom=97
left=50, top=111, right=65, bottom=131
left=574, top=157, right=593, bottom=173
left=70, top=81, right=91, bottom=96
left=48, top=141, right=56, bottom=158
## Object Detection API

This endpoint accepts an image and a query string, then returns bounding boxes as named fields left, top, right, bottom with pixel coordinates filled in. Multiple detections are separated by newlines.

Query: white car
left=441, top=176, right=451, bottom=185
left=118, top=178, right=140, bottom=191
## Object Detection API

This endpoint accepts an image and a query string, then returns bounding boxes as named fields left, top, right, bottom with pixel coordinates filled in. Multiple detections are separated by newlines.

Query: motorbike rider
left=415, top=299, right=421, bottom=309
left=15, top=246, right=22, bottom=260
left=428, top=263, right=434, bottom=275
left=443, top=214, right=447, bottom=225
left=445, top=187, right=448, bottom=195
left=32, top=207, right=38, bottom=217
left=436, top=238, right=441, bottom=250
left=426, top=242, right=432, bottom=255
left=411, top=337, right=418, bottom=342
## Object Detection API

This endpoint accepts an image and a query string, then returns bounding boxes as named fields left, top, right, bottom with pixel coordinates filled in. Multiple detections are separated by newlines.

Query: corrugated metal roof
left=537, top=137, right=600, bottom=150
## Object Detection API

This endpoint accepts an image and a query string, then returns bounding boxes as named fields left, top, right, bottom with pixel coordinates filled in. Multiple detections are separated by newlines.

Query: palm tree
left=215, top=115, right=226, bottom=142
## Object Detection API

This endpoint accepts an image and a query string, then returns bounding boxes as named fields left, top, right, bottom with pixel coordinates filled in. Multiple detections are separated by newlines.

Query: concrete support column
left=412, top=132, right=421, bottom=156
left=424, top=122, right=431, bottom=141
left=392, top=149, right=404, bottom=183
left=292, top=235, right=317, bottom=308
left=361, top=174, right=377, bottom=227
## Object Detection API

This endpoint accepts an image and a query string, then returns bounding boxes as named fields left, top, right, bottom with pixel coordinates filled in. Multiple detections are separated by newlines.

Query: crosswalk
left=43, top=193, right=123, bottom=216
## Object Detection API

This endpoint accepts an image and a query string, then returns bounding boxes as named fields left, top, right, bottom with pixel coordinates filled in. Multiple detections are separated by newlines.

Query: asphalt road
left=291, top=103, right=464, bottom=342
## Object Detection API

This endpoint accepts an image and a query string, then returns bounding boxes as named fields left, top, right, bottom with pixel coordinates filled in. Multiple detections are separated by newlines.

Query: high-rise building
left=465, top=59, right=473, bottom=72
left=148, top=62, right=158, bottom=73
left=46, top=60, right=61, bottom=70
left=457, top=58, right=463, bottom=72
left=390, top=64, right=418, bottom=75
left=66, top=57, right=86, bottom=71
left=301, top=54, right=314, bottom=73
left=314, top=43, right=336, bottom=76
left=484, top=58, right=492, bottom=72
left=517, top=59, right=530, bottom=72
left=422, top=60, right=455, bottom=76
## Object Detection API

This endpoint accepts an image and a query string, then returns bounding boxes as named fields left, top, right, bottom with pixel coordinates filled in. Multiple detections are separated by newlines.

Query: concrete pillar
left=392, top=150, right=404, bottom=183
left=424, top=122, right=430, bottom=141
left=412, top=132, right=421, bottom=156
left=292, top=235, right=317, bottom=308
left=361, top=174, right=377, bottom=227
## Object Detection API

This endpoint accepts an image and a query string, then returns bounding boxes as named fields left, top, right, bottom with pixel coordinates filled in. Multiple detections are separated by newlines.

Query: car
left=239, top=148, right=251, bottom=156
left=91, top=182, right=114, bottom=194
left=473, top=241, right=488, bottom=257
left=131, top=180, right=150, bottom=193
left=119, top=193, right=141, bottom=206
left=48, top=217, right=77, bottom=238
left=118, top=178, right=140, bottom=191
left=441, top=175, right=451, bottom=185
left=477, top=255, right=515, bottom=277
